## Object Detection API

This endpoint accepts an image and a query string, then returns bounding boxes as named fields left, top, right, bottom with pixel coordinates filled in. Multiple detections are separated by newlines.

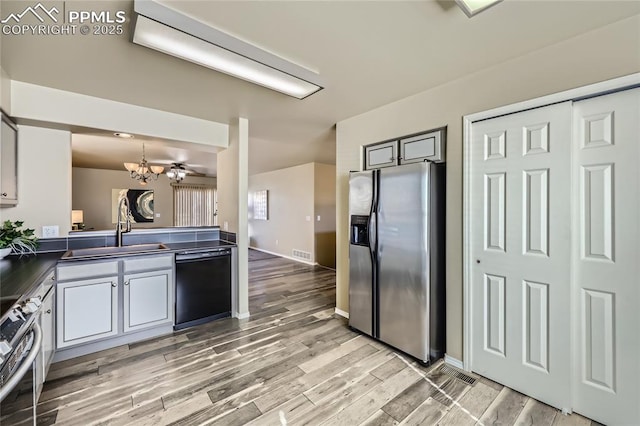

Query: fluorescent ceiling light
left=456, top=0, right=503, bottom=17
left=132, top=1, right=323, bottom=99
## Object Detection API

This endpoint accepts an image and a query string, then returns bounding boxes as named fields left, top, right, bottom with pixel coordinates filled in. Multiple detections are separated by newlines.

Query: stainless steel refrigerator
left=348, top=162, right=445, bottom=363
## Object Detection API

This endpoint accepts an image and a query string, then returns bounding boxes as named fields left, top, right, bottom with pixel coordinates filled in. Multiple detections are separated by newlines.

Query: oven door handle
left=0, top=323, right=42, bottom=403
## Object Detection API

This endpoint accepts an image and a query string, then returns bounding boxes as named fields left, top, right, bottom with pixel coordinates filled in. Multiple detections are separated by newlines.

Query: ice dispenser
left=350, top=215, right=370, bottom=246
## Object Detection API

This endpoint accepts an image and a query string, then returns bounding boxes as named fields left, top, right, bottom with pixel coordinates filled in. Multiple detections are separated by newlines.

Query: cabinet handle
left=1, top=193, right=7, bottom=197
left=111, top=282, right=117, bottom=287
left=51, top=275, right=55, bottom=281
left=124, top=280, right=130, bottom=286
left=46, top=309, right=52, bottom=314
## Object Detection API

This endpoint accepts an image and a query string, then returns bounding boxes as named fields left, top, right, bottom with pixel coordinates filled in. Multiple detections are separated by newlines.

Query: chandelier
left=166, top=163, right=187, bottom=182
left=123, top=142, right=164, bottom=185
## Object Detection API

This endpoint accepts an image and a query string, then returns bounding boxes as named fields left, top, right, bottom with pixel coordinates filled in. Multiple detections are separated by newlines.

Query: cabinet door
left=399, top=130, right=444, bottom=164
left=40, top=288, right=55, bottom=378
left=57, top=276, right=118, bottom=348
left=123, top=269, right=173, bottom=333
left=0, top=114, right=18, bottom=205
left=364, top=141, right=397, bottom=170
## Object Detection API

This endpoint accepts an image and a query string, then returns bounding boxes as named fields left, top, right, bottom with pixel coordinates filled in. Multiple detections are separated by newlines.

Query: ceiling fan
left=165, top=162, right=200, bottom=182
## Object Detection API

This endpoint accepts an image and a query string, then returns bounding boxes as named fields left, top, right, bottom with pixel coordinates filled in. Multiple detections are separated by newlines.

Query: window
left=252, top=190, right=269, bottom=220
left=173, top=184, right=217, bottom=226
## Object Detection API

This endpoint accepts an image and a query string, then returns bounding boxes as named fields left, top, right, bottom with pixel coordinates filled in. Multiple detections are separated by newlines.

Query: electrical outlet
left=276, top=239, right=279, bottom=245
left=305, top=216, right=311, bottom=222
left=42, top=226, right=59, bottom=238
left=155, top=213, right=161, bottom=218
left=223, top=221, right=228, bottom=231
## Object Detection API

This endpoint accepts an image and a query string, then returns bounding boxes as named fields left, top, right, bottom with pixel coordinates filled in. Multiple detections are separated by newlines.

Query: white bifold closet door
left=470, top=102, right=573, bottom=411
left=571, top=88, right=639, bottom=425
left=470, top=88, right=640, bottom=425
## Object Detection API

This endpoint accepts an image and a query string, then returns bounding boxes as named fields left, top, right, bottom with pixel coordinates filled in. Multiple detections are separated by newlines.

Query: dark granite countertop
left=0, top=252, right=63, bottom=318
left=0, top=240, right=236, bottom=318
left=164, top=240, right=236, bottom=253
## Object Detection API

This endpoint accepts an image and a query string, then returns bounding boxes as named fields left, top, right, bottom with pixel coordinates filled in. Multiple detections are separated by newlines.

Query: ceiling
left=72, top=133, right=220, bottom=176
left=2, top=1, right=639, bottom=175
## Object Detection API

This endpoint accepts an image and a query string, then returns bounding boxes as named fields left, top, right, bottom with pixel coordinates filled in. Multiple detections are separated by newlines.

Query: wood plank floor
left=26, top=254, right=598, bottom=425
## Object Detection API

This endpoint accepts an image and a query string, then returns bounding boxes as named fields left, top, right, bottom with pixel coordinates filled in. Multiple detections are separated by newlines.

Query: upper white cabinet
left=399, top=129, right=445, bottom=164
left=364, top=128, right=445, bottom=170
left=0, top=112, right=18, bottom=206
left=364, top=141, right=397, bottom=170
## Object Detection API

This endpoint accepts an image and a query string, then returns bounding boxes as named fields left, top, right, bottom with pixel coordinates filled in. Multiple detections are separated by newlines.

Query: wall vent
left=292, top=249, right=312, bottom=260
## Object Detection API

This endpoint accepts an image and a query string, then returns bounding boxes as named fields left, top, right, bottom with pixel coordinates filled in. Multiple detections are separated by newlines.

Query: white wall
left=335, top=15, right=640, bottom=361
left=1, top=125, right=72, bottom=237
left=72, top=167, right=216, bottom=230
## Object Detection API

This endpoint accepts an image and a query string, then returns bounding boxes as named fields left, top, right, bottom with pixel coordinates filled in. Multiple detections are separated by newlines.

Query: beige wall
left=72, top=167, right=216, bottom=231
left=1, top=125, right=72, bottom=237
left=335, top=15, right=640, bottom=361
left=248, top=162, right=336, bottom=267
left=0, top=68, right=10, bottom=113
left=315, top=163, right=336, bottom=268
left=217, top=123, right=239, bottom=233
left=249, top=163, right=316, bottom=259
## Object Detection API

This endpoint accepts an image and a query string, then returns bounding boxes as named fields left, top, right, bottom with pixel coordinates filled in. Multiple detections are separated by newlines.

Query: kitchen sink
left=62, top=243, right=170, bottom=259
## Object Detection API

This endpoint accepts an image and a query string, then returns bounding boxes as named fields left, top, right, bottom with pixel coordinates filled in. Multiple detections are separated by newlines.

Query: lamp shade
left=72, top=210, right=84, bottom=223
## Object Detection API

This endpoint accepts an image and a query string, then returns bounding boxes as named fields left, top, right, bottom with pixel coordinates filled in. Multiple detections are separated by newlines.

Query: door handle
left=1, top=193, right=7, bottom=197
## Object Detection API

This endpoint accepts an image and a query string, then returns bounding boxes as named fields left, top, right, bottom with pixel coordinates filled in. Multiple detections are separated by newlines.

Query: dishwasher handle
left=176, top=249, right=231, bottom=262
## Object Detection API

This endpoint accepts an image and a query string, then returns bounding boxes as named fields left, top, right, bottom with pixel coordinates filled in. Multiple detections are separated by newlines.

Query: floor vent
left=438, top=364, right=477, bottom=385
left=292, top=249, right=312, bottom=260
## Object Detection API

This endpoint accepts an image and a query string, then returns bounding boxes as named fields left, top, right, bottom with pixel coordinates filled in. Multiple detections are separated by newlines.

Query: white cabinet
left=56, top=276, right=119, bottom=348
left=0, top=113, right=18, bottom=206
left=399, top=129, right=445, bottom=164
left=40, top=285, right=55, bottom=377
left=123, top=269, right=173, bottom=333
left=364, top=141, right=397, bottom=170
left=55, top=254, right=174, bottom=351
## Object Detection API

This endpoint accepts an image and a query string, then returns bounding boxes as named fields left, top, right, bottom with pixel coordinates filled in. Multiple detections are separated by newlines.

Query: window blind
left=173, top=184, right=217, bottom=226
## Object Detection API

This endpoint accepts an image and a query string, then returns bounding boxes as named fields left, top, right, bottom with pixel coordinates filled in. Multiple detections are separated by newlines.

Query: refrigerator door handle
left=368, top=170, right=379, bottom=260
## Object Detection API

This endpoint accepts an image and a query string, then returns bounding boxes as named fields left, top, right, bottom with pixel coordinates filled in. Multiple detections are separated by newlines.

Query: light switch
left=42, top=226, right=59, bottom=238
left=317, top=215, right=321, bottom=221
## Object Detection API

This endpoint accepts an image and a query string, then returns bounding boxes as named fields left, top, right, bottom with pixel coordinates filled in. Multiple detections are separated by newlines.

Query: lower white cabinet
left=56, top=254, right=174, bottom=351
left=123, top=269, right=173, bottom=333
left=39, top=286, right=56, bottom=377
left=56, top=276, right=119, bottom=349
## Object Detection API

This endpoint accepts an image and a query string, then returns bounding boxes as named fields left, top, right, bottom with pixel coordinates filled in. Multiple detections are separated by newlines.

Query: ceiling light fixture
left=456, top=0, right=503, bottom=17
left=132, top=0, right=323, bottom=99
left=124, top=142, right=164, bottom=185
left=166, top=163, right=187, bottom=183
left=114, top=132, right=134, bottom=138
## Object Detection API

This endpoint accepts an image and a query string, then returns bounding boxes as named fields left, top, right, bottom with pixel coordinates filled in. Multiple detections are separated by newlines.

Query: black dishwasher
left=174, top=248, right=231, bottom=330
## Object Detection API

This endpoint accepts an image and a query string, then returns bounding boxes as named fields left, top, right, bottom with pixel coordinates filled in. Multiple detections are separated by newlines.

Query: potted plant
left=0, top=220, right=39, bottom=258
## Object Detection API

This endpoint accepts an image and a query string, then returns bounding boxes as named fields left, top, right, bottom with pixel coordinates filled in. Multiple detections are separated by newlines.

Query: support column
left=217, top=117, right=249, bottom=318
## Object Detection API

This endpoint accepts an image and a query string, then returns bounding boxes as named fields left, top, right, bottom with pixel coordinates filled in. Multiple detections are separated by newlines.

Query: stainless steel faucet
left=116, top=196, right=131, bottom=247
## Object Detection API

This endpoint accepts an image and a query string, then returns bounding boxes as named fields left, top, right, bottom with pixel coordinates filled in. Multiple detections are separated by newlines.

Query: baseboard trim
left=444, top=354, right=464, bottom=370
left=334, top=308, right=349, bottom=319
left=235, top=311, right=250, bottom=320
left=249, top=246, right=316, bottom=266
